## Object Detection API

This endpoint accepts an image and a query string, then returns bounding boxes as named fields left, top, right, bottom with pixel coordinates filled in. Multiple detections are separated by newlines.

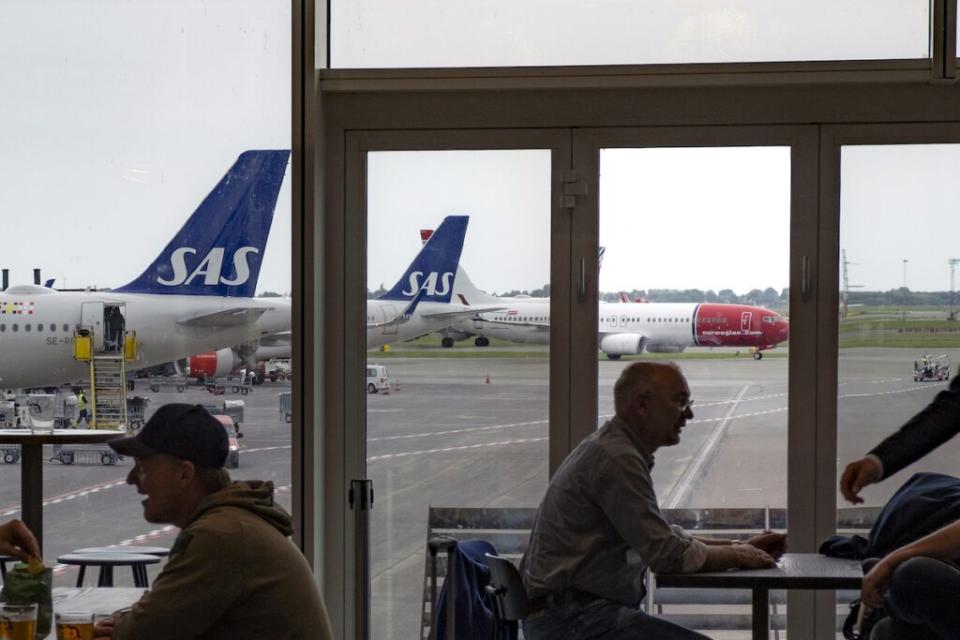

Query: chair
left=485, top=553, right=528, bottom=640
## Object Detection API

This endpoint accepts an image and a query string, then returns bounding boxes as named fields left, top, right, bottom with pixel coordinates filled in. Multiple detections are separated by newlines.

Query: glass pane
left=0, top=0, right=292, bottom=586
left=599, top=146, right=791, bottom=637
left=366, top=150, right=550, bottom=639
left=333, top=0, right=928, bottom=69
left=838, top=144, right=960, bottom=510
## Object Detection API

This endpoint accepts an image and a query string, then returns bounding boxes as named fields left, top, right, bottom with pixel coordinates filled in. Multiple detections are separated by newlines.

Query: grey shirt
left=521, top=416, right=708, bottom=607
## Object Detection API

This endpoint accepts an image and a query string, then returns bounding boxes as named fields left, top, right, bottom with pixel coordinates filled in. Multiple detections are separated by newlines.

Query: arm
left=869, top=375, right=960, bottom=478
left=112, top=526, right=242, bottom=640
left=690, top=532, right=787, bottom=559
left=861, top=519, right=960, bottom=608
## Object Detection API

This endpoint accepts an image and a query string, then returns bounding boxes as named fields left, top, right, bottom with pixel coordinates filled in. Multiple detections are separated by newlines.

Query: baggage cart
left=127, top=395, right=150, bottom=430
left=149, top=374, right=188, bottom=393
left=50, top=446, right=121, bottom=466
left=54, top=394, right=79, bottom=428
left=278, top=392, right=292, bottom=423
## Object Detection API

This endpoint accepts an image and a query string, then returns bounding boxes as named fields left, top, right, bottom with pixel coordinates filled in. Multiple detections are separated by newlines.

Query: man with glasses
left=521, top=362, right=786, bottom=639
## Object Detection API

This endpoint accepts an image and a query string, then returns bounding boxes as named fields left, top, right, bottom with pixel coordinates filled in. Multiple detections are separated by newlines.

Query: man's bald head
left=613, top=362, right=683, bottom=417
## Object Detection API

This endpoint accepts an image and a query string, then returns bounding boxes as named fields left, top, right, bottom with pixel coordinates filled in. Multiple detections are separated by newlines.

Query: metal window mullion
left=932, top=0, right=958, bottom=80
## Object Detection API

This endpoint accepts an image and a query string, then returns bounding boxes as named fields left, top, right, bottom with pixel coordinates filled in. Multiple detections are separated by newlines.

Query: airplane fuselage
left=458, top=301, right=789, bottom=355
left=366, top=299, right=471, bottom=349
left=0, top=288, right=287, bottom=389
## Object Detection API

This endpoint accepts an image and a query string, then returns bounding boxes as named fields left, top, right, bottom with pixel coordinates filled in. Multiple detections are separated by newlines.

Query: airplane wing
left=177, top=307, right=268, bottom=328
left=420, top=305, right=507, bottom=321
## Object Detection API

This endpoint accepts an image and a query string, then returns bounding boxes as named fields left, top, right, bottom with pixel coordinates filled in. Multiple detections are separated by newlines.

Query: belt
left=527, top=589, right=599, bottom=616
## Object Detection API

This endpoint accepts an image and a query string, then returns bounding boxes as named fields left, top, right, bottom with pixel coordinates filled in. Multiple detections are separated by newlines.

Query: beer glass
left=55, top=611, right=94, bottom=640
left=0, top=603, right=37, bottom=640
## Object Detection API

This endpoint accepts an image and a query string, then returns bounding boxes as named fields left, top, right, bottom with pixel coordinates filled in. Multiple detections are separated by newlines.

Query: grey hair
left=613, top=362, right=682, bottom=416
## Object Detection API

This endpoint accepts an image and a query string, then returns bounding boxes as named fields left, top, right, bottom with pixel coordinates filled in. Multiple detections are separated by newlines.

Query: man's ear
left=178, top=460, right=197, bottom=486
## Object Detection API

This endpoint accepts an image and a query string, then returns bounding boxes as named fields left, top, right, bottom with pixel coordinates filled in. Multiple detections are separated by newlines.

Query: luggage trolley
left=278, top=392, right=292, bottom=424
left=127, top=396, right=150, bottom=431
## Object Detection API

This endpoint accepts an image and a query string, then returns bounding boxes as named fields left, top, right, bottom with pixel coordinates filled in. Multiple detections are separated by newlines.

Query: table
left=0, top=429, right=126, bottom=548
left=47, top=586, right=145, bottom=639
left=656, top=553, right=863, bottom=640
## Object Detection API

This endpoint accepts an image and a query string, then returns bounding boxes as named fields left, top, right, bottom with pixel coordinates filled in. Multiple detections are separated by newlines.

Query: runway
left=2, top=348, right=956, bottom=640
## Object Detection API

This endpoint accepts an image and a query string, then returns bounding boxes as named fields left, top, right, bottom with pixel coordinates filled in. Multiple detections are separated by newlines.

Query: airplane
left=176, top=215, right=484, bottom=380
left=0, top=149, right=291, bottom=389
left=367, top=216, right=501, bottom=349
left=418, top=229, right=789, bottom=359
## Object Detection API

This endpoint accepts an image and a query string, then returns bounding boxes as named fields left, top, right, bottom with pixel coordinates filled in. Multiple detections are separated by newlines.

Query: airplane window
left=50, top=324, right=56, bottom=332
left=63, top=324, right=69, bottom=332
left=0, top=324, right=4, bottom=332
left=37, top=324, right=43, bottom=333
left=24, top=324, right=30, bottom=332
left=12, top=324, right=17, bottom=332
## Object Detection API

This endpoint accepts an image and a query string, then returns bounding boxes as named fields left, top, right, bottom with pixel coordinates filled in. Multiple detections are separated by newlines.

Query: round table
left=0, top=429, right=126, bottom=549
left=57, top=552, right=160, bottom=588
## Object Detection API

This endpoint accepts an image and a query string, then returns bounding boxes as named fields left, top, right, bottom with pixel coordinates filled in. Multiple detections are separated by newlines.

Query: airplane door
left=741, top=311, right=752, bottom=333
left=81, top=302, right=105, bottom=351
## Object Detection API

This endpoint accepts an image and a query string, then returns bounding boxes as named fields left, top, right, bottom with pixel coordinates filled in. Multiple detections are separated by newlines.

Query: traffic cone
left=485, top=372, right=491, bottom=384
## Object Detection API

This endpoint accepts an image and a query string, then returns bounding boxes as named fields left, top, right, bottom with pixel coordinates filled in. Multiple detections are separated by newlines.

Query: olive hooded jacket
left=113, top=480, right=333, bottom=640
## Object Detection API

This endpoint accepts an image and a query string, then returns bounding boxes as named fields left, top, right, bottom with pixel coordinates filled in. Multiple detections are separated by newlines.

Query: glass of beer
left=0, top=603, right=36, bottom=640
left=55, top=611, right=94, bottom=640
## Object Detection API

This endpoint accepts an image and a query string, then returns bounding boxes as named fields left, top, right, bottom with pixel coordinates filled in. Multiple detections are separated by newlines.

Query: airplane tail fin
left=378, top=215, right=469, bottom=303
left=451, top=266, right=498, bottom=305
left=115, top=149, right=290, bottom=297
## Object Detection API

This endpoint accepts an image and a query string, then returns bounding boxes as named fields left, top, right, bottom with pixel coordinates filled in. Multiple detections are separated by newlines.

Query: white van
left=366, top=364, right=390, bottom=394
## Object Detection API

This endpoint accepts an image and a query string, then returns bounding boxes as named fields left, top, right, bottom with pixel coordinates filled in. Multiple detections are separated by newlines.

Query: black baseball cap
left=109, top=403, right=228, bottom=468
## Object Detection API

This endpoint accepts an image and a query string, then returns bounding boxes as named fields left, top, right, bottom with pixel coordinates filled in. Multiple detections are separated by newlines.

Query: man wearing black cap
left=92, top=404, right=332, bottom=640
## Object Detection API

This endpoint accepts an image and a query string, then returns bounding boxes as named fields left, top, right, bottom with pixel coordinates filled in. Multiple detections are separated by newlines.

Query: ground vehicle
left=366, top=364, right=390, bottom=394
left=212, top=414, right=242, bottom=469
left=913, top=353, right=951, bottom=381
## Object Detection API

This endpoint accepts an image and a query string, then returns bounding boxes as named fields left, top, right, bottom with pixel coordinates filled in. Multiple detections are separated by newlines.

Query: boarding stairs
left=73, top=327, right=138, bottom=431
left=89, top=355, right=128, bottom=429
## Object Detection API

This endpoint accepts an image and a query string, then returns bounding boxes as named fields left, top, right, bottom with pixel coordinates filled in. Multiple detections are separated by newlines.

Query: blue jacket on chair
left=821, top=472, right=960, bottom=559
left=437, top=539, right=496, bottom=640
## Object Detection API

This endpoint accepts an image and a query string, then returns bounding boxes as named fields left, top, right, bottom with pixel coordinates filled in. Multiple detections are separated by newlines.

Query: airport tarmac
left=0, top=348, right=955, bottom=639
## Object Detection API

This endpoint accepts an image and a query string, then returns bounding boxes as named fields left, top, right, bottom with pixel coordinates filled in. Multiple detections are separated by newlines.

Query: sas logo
left=401, top=271, right=454, bottom=297
left=157, top=247, right=259, bottom=287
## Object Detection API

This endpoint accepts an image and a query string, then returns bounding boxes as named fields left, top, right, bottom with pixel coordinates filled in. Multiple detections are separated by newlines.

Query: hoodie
left=113, top=480, right=332, bottom=640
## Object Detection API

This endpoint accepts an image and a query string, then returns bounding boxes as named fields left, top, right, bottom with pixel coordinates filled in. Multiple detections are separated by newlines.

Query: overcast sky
left=3, top=1, right=954, bottom=297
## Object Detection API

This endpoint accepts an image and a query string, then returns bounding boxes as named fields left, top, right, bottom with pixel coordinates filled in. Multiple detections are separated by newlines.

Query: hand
left=745, top=531, right=787, bottom=560
left=840, top=457, right=882, bottom=504
left=0, top=520, right=40, bottom=562
left=93, top=616, right=116, bottom=639
left=734, top=543, right=776, bottom=569
left=861, top=556, right=897, bottom=609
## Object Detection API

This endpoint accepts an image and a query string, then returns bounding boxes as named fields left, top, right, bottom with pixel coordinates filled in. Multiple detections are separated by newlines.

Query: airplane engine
left=186, top=348, right=240, bottom=379
left=645, top=344, right=686, bottom=354
left=600, top=334, right=647, bottom=357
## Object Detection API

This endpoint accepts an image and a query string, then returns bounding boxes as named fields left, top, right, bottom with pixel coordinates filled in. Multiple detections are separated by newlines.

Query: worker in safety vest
left=76, top=389, right=89, bottom=426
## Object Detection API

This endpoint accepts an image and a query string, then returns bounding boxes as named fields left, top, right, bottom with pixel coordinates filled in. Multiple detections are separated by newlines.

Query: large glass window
left=365, top=150, right=551, bottom=639
left=1, top=0, right=292, bottom=586
left=837, top=144, right=960, bottom=511
left=332, top=0, right=929, bottom=69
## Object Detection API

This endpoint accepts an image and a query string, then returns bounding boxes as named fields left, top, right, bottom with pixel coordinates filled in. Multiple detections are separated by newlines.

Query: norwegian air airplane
left=0, top=150, right=291, bottom=389
left=420, top=229, right=789, bottom=359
